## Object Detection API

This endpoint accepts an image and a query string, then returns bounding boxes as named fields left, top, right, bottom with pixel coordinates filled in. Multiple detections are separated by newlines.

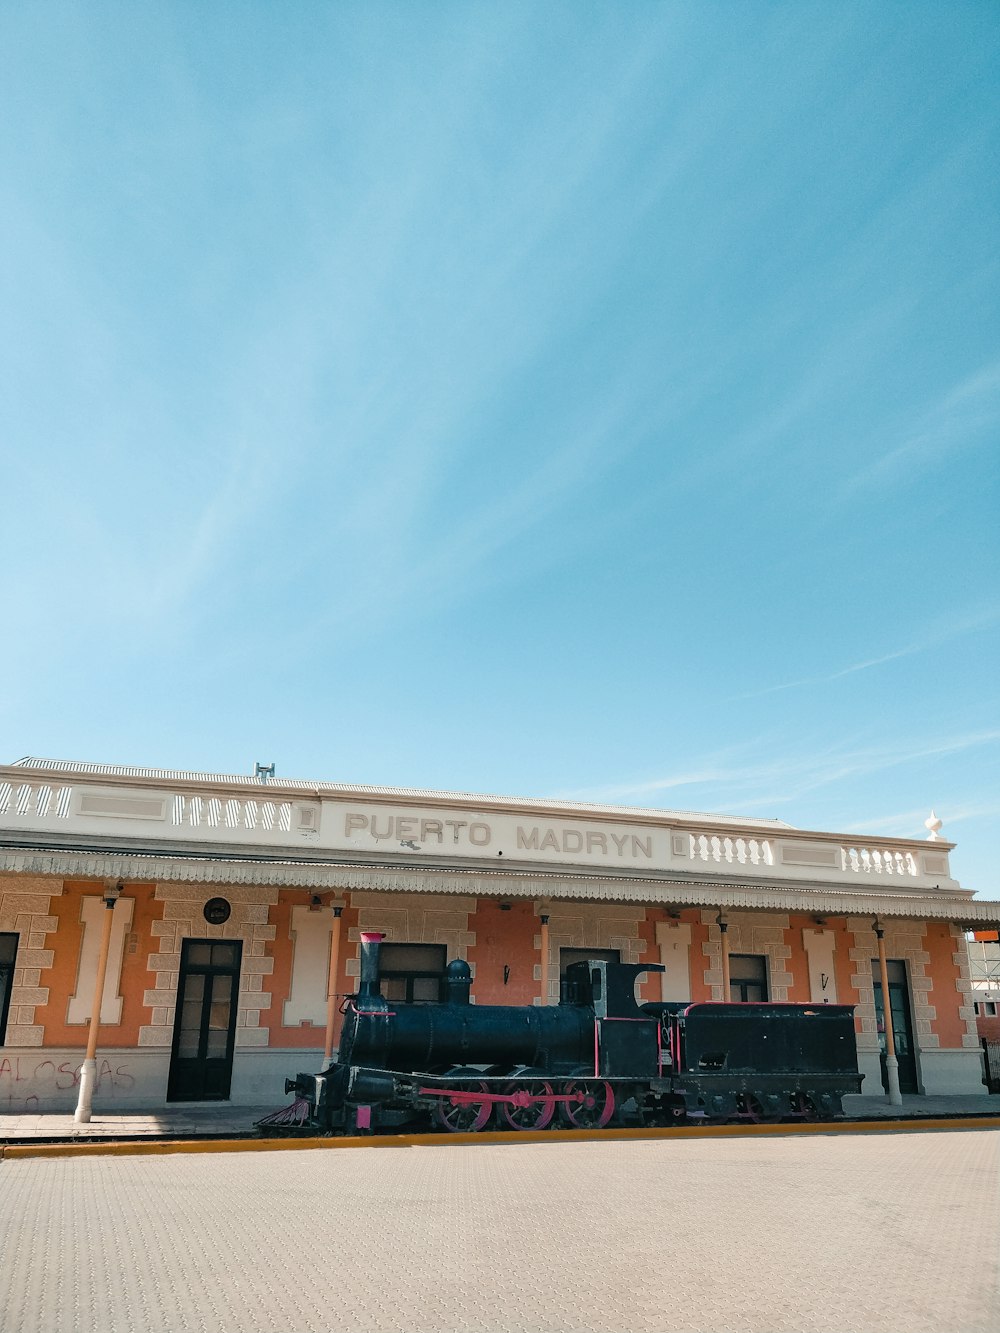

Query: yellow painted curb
left=2, top=1116, right=999, bottom=1161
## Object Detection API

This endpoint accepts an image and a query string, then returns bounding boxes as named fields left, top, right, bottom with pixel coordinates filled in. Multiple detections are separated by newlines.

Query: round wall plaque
left=203, top=897, right=232, bottom=925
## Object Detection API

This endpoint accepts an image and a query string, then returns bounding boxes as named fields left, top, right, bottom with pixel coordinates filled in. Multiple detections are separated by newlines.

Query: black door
left=167, top=940, right=242, bottom=1102
left=873, top=959, right=919, bottom=1094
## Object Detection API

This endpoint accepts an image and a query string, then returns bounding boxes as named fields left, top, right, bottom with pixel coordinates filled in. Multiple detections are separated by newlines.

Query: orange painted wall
left=36, top=880, right=161, bottom=1048
left=636, top=912, right=660, bottom=1004
left=784, top=917, right=814, bottom=1002
left=467, top=900, right=538, bottom=1006
left=687, top=914, right=712, bottom=1002
left=823, top=919, right=864, bottom=1032
left=260, top=894, right=360, bottom=1049
left=923, top=922, right=968, bottom=1048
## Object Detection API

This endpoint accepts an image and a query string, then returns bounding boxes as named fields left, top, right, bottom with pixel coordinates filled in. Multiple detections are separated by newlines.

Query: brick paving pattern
left=2, top=1131, right=998, bottom=1332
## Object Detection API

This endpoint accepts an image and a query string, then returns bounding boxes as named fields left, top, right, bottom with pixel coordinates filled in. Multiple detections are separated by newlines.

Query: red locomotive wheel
left=433, top=1080, right=492, bottom=1133
left=559, top=1080, right=615, bottom=1129
left=497, top=1082, right=556, bottom=1131
left=739, top=1094, right=779, bottom=1123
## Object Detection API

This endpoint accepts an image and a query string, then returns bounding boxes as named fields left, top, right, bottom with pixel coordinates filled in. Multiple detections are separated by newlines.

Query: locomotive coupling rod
left=418, top=1087, right=586, bottom=1107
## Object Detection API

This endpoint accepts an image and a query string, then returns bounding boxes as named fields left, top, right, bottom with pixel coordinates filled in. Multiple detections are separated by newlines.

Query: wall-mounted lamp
left=309, top=895, right=323, bottom=911
left=498, top=903, right=511, bottom=912
left=813, top=916, right=827, bottom=927
left=103, top=881, right=123, bottom=909
left=664, top=908, right=681, bottom=920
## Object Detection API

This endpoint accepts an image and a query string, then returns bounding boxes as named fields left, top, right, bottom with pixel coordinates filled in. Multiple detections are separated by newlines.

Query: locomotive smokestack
left=358, top=932, right=384, bottom=999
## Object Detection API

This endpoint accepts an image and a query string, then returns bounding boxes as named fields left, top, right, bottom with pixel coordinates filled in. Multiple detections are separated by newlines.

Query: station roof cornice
left=4, top=757, right=949, bottom=851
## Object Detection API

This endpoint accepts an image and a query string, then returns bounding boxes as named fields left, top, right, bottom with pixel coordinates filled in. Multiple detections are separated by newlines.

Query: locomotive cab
left=562, top=959, right=663, bottom=1017
left=564, top=959, right=665, bottom=1079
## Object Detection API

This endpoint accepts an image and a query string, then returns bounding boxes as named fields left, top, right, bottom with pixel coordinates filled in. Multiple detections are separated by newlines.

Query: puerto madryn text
left=343, top=813, right=652, bottom=858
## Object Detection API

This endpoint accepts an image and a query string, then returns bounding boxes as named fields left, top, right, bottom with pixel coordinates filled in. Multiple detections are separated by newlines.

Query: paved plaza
left=2, top=1130, right=998, bottom=1333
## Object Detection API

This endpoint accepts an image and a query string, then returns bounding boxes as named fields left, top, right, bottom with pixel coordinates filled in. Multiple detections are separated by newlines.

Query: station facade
left=2, top=757, right=999, bottom=1114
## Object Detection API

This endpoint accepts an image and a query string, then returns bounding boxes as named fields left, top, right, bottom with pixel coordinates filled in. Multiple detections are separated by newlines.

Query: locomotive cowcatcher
left=271, top=931, right=862, bottom=1134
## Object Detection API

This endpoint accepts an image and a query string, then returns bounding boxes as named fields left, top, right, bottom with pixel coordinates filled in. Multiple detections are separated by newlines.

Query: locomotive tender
left=277, top=932, right=862, bottom=1134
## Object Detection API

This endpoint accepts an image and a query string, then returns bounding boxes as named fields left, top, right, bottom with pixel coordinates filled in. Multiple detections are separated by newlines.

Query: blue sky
left=2, top=4, right=998, bottom=892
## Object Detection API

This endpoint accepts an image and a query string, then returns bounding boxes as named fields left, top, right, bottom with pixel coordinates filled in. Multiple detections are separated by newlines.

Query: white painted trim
left=67, top=896, right=133, bottom=1025
left=918, top=1048, right=991, bottom=1097
left=283, top=907, right=333, bottom=1027
left=802, top=928, right=838, bottom=1003
left=857, top=1050, right=882, bottom=1094
left=655, top=921, right=693, bottom=1001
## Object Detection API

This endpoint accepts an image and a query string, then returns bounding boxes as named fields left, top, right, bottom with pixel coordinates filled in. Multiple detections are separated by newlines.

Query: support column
left=873, top=919, right=903, bottom=1106
left=74, top=882, right=122, bottom=1125
left=718, top=913, right=731, bottom=1000
left=322, top=905, right=344, bottom=1070
left=539, top=913, right=550, bottom=1006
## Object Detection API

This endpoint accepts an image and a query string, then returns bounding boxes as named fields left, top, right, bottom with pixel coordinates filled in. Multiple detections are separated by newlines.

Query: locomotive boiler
left=269, top=932, right=862, bottom=1135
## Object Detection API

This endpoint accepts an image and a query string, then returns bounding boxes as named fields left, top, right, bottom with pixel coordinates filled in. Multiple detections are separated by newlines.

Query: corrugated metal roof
left=2, top=844, right=996, bottom=923
left=9, top=757, right=795, bottom=830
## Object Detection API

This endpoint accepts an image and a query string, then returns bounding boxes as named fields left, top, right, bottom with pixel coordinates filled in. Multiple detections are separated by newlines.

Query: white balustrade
left=0, top=780, right=293, bottom=835
left=679, top=828, right=919, bottom=879
left=685, top=832, right=774, bottom=867
left=840, top=845, right=917, bottom=877
left=171, top=793, right=292, bottom=832
left=0, top=781, right=73, bottom=819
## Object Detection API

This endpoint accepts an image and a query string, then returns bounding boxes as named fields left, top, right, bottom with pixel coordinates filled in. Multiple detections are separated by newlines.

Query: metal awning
left=3, top=844, right=999, bottom=926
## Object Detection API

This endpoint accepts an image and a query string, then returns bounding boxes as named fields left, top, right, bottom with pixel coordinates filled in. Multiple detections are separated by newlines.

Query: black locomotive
left=270, top=932, right=862, bottom=1134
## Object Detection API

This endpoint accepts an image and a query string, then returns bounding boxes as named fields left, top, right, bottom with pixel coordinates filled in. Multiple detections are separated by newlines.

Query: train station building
left=2, top=756, right=999, bottom=1114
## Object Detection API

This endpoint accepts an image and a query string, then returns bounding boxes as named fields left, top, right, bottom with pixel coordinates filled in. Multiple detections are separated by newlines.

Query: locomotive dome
left=2, top=755, right=999, bottom=1117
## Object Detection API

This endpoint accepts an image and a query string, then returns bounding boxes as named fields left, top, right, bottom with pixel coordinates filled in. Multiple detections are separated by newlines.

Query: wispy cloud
left=843, top=800, right=1000, bottom=838
left=840, top=357, right=1000, bottom=496
left=730, top=606, right=1000, bottom=702
left=554, top=728, right=1000, bottom=822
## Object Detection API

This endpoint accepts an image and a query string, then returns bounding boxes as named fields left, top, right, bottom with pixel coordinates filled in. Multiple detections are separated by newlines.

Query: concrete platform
left=1, top=1093, right=997, bottom=1142
left=841, top=1092, right=1000, bottom=1118
left=0, top=1103, right=274, bottom=1141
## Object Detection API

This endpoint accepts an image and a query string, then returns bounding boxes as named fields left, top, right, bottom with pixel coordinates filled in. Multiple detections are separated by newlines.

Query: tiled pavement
left=0, top=1103, right=275, bottom=1140
left=1, top=1092, right=998, bottom=1141
left=2, top=1130, right=998, bottom=1332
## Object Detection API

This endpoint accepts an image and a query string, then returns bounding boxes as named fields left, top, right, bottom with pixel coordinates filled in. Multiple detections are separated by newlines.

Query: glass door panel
left=168, top=939, right=242, bottom=1102
left=873, top=959, right=918, bottom=1094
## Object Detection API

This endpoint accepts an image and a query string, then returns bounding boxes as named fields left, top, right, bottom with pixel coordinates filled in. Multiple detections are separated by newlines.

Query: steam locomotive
left=272, top=932, right=862, bottom=1134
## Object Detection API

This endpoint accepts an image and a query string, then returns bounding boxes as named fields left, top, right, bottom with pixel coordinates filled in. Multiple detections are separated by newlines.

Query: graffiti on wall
left=0, top=1055, right=135, bottom=1112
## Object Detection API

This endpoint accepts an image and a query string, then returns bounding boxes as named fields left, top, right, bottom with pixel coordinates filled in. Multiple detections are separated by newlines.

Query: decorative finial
left=925, top=810, right=943, bottom=841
